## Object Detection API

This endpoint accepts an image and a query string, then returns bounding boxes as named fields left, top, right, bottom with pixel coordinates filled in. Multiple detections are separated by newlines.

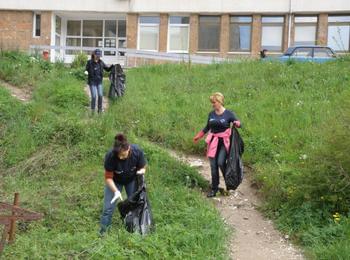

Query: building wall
left=159, top=14, right=168, bottom=52
left=317, top=14, right=329, bottom=46
left=2, top=0, right=349, bottom=13
left=0, top=10, right=51, bottom=50
left=251, top=15, right=262, bottom=57
left=0, top=4, right=349, bottom=66
left=0, top=0, right=129, bottom=13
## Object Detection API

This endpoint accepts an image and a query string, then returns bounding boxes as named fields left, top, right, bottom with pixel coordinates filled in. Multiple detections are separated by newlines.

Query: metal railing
left=29, top=45, right=232, bottom=66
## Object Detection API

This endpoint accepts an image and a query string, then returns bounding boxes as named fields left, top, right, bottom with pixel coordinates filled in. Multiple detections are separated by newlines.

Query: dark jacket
left=85, top=59, right=111, bottom=86
left=224, top=127, right=244, bottom=190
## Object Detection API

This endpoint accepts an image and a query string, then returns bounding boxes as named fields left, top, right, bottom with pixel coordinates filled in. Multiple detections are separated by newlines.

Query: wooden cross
left=0, top=193, right=43, bottom=253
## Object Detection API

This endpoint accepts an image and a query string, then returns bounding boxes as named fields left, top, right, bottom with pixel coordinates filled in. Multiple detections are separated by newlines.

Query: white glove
left=137, top=168, right=146, bottom=175
left=84, top=70, right=88, bottom=75
left=110, top=190, right=123, bottom=204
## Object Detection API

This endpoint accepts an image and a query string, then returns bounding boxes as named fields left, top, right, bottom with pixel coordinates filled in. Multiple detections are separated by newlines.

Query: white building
left=0, top=0, right=349, bottom=65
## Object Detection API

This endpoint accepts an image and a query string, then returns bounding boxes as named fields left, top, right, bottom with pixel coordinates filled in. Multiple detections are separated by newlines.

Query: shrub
left=71, top=52, right=88, bottom=69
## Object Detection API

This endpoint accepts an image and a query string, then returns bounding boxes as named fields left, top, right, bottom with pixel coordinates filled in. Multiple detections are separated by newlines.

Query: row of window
left=41, top=14, right=350, bottom=55
left=64, top=19, right=126, bottom=56
left=137, top=15, right=350, bottom=53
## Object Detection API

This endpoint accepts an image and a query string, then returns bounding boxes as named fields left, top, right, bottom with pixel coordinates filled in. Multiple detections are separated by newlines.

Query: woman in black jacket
left=85, top=49, right=111, bottom=113
left=193, top=92, right=241, bottom=197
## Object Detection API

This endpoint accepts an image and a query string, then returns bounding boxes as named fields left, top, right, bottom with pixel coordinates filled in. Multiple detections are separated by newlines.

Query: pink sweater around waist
left=205, top=128, right=231, bottom=158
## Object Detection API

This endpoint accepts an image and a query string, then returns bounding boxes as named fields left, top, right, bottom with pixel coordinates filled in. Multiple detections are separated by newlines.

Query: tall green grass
left=0, top=53, right=228, bottom=259
left=106, top=60, right=350, bottom=258
left=2, top=51, right=350, bottom=258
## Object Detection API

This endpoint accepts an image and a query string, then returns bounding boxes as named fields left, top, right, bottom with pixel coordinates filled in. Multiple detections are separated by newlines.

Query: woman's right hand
left=193, top=131, right=205, bottom=143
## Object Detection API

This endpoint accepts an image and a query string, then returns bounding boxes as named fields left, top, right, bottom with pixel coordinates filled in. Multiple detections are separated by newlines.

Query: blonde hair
left=209, top=92, right=224, bottom=105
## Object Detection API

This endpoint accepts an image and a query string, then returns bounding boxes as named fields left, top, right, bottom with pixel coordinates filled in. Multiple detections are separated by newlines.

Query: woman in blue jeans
left=85, top=49, right=111, bottom=113
left=100, top=133, right=147, bottom=234
left=193, top=92, right=241, bottom=197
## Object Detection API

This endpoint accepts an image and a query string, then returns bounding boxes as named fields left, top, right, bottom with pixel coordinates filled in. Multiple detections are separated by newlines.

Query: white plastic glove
left=84, top=70, right=88, bottom=75
left=137, top=168, right=146, bottom=175
left=110, top=190, right=123, bottom=204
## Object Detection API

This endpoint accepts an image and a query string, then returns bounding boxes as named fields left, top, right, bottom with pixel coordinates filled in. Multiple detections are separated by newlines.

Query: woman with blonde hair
left=193, top=92, right=241, bottom=197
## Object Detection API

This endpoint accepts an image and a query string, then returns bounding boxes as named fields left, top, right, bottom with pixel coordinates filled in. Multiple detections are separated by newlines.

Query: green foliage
left=0, top=50, right=61, bottom=88
left=2, top=51, right=350, bottom=258
left=284, top=89, right=350, bottom=215
left=70, top=53, right=89, bottom=81
left=0, top=52, right=228, bottom=259
left=106, top=60, right=350, bottom=258
left=71, top=52, right=88, bottom=69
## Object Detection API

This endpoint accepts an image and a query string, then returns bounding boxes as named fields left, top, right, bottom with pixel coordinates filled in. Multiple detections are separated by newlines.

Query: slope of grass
left=0, top=54, right=228, bottom=259
left=106, top=59, right=350, bottom=258
left=2, top=51, right=350, bottom=258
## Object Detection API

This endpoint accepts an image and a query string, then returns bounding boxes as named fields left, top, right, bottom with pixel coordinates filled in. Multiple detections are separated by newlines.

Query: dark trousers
left=209, top=141, right=227, bottom=192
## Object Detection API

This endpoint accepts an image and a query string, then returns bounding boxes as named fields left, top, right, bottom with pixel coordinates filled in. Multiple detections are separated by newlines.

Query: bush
left=71, top=52, right=88, bottom=69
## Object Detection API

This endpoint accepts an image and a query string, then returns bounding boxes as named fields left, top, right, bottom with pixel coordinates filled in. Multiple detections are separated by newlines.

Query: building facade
left=0, top=0, right=350, bottom=65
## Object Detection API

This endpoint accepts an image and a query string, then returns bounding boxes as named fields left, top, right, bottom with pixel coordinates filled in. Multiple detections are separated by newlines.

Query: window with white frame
left=261, top=16, right=285, bottom=52
left=82, top=20, right=103, bottom=56
left=294, top=16, right=318, bottom=46
left=198, top=16, right=221, bottom=52
left=229, top=16, right=252, bottom=52
left=66, top=20, right=82, bottom=55
left=138, top=16, right=160, bottom=51
left=33, top=13, right=41, bottom=37
left=65, top=19, right=127, bottom=55
left=168, top=16, right=189, bottom=52
left=328, top=15, right=350, bottom=52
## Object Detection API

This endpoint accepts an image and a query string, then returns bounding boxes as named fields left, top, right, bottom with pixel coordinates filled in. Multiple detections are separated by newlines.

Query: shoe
left=207, top=190, right=217, bottom=198
left=99, top=226, right=107, bottom=237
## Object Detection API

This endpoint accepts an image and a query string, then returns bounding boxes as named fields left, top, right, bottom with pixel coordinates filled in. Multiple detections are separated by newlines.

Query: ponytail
left=113, top=133, right=130, bottom=154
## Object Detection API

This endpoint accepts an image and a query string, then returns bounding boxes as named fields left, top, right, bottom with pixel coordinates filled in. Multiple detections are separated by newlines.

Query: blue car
left=266, top=46, right=337, bottom=63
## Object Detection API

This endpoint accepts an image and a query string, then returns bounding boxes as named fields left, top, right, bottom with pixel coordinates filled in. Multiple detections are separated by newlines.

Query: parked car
left=265, top=46, right=337, bottom=63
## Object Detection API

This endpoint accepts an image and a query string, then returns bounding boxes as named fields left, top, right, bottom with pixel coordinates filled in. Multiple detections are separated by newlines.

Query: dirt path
left=169, top=150, right=305, bottom=260
left=0, top=80, right=32, bottom=102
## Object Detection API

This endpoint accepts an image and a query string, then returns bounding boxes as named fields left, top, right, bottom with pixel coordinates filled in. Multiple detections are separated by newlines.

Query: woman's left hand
left=233, top=121, right=241, bottom=128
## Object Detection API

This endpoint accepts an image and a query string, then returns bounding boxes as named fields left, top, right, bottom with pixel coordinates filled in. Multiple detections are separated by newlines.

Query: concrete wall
left=1, top=0, right=349, bottom=13
left=292, top=0, right=350, bottom=13
left=0, top=10, right=51, bottom=50
left=0, top=0, right=129, bottom=12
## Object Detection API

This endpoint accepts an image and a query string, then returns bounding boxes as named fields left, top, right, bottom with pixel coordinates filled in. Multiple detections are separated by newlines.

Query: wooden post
left=8, top=193, right=19, bottom=243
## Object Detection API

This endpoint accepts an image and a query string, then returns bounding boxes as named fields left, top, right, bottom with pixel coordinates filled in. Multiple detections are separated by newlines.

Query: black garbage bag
left=117, top=175, right=155, bottom=235
left=224, top=127, right=244, bottom=190
left=108, top=64, right=126, bottom=99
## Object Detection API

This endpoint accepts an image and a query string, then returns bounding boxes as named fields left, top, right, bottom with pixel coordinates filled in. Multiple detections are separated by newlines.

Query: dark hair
left=91, top=53, right=96, bottom=60
left=113, top=133, right=130, bottom=154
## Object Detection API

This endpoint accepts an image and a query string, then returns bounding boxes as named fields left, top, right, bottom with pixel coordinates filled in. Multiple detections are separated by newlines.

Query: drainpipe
left=287, top=0, right=293, bottom=48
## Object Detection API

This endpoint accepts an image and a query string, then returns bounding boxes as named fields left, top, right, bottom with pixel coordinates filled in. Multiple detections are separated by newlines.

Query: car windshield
left=284, top=47, right=295, bottom=56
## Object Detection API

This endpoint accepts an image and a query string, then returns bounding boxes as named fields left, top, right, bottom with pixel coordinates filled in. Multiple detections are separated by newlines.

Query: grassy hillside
left=0, top=52, right=227, bottom=259
left=1, top=51, right=350, bottom=258
left=107, top=59, right=350, bottom=259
